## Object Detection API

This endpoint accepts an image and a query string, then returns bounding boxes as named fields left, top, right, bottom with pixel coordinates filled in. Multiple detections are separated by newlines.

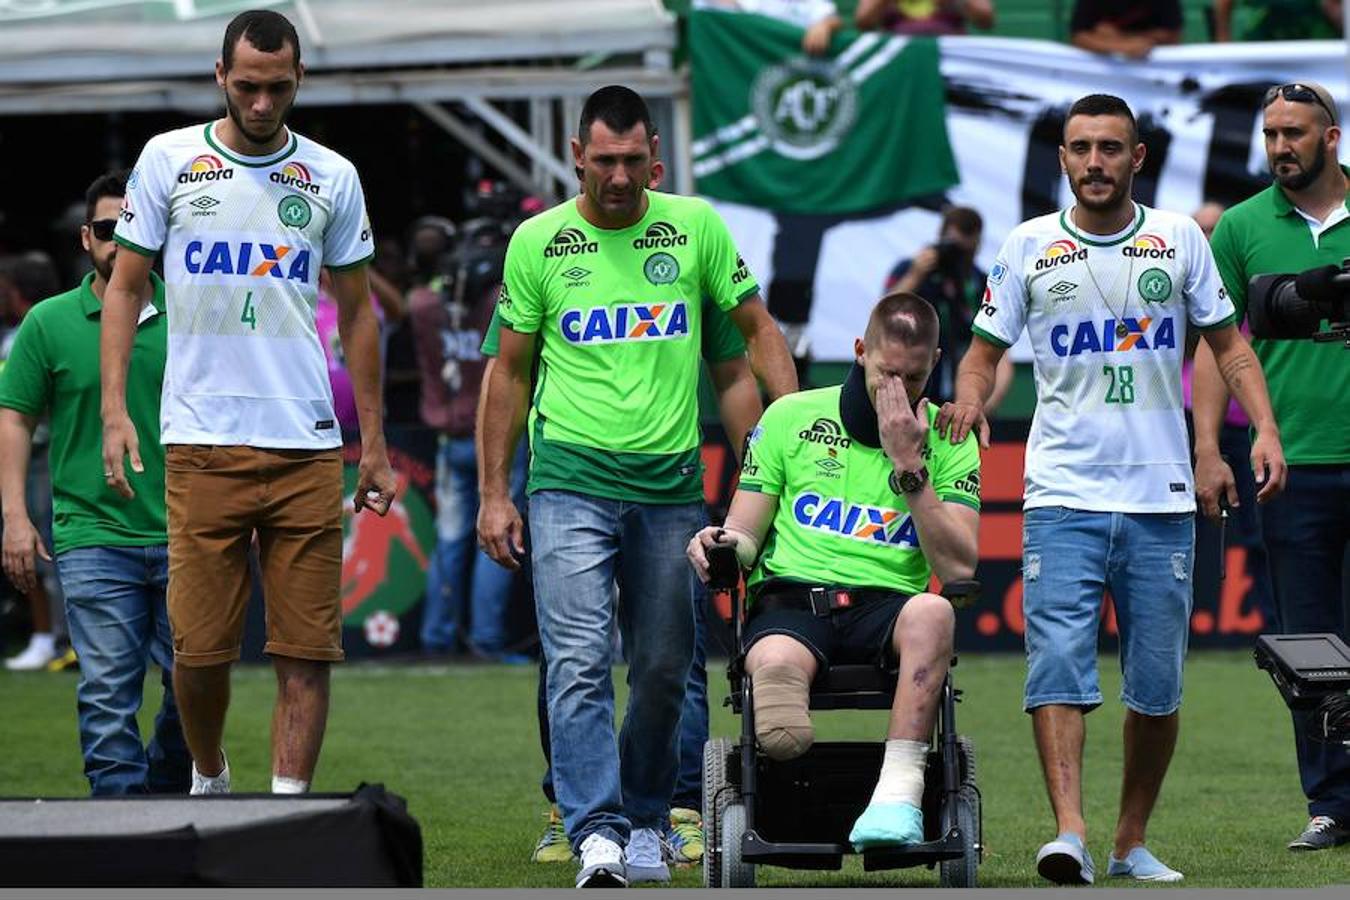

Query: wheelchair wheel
left=719, top=802, right=756, bottom=888
left=938, top=784, right=980, bottom=888
left=702, top=738, right=733, bottom=889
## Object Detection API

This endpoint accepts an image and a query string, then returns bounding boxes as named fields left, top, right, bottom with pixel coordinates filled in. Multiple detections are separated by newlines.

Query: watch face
left=891, top=467, right=927, bottom=494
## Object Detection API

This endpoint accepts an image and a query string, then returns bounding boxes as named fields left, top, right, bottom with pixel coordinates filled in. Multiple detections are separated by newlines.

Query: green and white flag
left=690, top=10, right=959, bottom=215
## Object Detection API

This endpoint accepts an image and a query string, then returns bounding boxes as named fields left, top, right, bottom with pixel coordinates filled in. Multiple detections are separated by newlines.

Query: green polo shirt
left=1209, top=172, right=1350, bottom=465
left=0, top=273, right=168, bottom=553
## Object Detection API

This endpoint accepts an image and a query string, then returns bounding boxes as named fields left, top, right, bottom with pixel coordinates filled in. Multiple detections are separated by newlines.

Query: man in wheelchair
left=687, top=292, right=981, bottom=850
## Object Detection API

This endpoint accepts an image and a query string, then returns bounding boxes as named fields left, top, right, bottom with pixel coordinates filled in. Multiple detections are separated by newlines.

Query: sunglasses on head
left=88, top=219, right=117, bottom=241
left=1263, top=83, right=1337, bottom=123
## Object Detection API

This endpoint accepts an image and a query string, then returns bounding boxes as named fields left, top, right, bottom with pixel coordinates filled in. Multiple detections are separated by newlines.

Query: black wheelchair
left=701, top=545, right=983, bottom=888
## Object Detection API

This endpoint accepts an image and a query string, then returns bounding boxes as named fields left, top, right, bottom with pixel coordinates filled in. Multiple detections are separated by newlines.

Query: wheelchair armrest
left=940, top=579, right=982, bottom=609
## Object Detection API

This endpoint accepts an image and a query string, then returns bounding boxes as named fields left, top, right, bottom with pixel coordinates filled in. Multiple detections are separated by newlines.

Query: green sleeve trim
left=737, top=481, right=767, bottom=493
left=325, top=253, right=374, bottom=273
left=971, top=324, right=1011, bottom=348
left=938, top=493, right=981, bottom=511
left=498, top=317, right=539, bottom=336
left=1194, top=312, right=1238, bottom=333
left=733, top=286, right=760, bottom=306
left=113, top=234, right=158, bottom=257
left=0, top=396, right=44, bottom=417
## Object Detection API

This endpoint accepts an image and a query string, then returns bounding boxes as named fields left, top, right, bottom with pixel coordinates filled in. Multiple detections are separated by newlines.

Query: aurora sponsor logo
left=1034, top=239, right=1087, bottom=271
left=545, top=227, right=598, bottom=258
left=632, top=220, right=688, bottom=250
left=798, top=417, right=851, bottom=448
left=560, top=301, right=689, bottom=344
left=1121, top=233, right=1175, bottom=259
left=269, top=161, right=321, bottom=195
left=178, top=154, right=233, bottom=184
left=791, top=492, right=919, bottom=548
left=732, top=253, right=753, bottom=285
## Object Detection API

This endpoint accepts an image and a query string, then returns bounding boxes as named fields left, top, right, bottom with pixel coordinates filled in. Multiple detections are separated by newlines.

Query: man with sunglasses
left=0, top=170, right=190, bottom=795
left=1193, top=81, right=1350, bottom=852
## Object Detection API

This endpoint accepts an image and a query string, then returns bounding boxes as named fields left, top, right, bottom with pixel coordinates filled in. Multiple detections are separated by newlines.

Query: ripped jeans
left=1021, top=506, right=1194, bottom=715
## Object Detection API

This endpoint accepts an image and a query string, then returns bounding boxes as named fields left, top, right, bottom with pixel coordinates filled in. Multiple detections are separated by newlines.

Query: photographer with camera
left=1193, top=81, right=1350, bottom=852
left=411, top=199, right=529, bottom=660
left=886, top=207, right=1011, bottom=440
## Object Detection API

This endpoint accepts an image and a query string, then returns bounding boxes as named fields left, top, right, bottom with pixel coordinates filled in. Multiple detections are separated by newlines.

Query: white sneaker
left=5, top=633, right=57, bottom=671
left=190, top=751, right=231, bottom=795
left=576, top=833, right=626, bottom=888
left=625, top=827, right=670, bottom=884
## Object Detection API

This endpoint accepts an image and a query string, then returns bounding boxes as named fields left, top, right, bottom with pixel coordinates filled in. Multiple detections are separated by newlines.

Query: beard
left=224, top=89, right=291, bottom=147
left=1071, top=172, right=1131, bottom=213
left=91, top=251, right=115, bottom=284
left=1272, top=140, right=1326, bottom=191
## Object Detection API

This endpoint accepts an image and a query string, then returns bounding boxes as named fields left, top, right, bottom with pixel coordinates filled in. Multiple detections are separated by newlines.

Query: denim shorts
left=1022, top=506, right=1194, bottom=716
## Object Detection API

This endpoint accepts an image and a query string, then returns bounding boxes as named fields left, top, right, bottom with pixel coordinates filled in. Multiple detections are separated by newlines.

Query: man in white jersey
left=101, top=9, right=396, bottom=796
left=939, top=94, right=1285, bottom=884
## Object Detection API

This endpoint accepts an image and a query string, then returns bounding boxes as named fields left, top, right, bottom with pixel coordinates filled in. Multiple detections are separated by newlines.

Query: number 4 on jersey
left=241, top=291, right=257, bottom=330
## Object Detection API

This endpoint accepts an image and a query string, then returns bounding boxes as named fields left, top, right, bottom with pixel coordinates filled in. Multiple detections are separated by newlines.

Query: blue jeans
left=529, top=490, right=702, bottom=850
left=538, top=575, right=710, bottom=812
left=1261, top=464, right=1350, bottom=820
left=420, top=437, right=526, bottom=654
left=1022, top=507, right=1195, bottom=715
left=55, top=546, right=190, bottom=795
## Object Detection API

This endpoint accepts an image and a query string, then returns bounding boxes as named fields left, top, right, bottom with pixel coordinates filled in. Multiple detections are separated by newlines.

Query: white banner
left=709, top=37, right=1350, bottom=361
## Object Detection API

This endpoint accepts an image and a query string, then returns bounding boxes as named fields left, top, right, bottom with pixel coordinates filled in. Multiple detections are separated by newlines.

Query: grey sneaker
left=576, top=833, right=626, bottom=888
left=189, top=750, right=231, bottom=795
left=1036, top=832, right=1095, bottom=885
left=1288, top=816, right=1350, bottom=851
left=624, top=827, right=670, bottom=884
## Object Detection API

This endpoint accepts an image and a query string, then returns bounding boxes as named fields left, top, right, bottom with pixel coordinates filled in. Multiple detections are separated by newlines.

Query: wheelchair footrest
left=741, top=827, right=967, bottom=871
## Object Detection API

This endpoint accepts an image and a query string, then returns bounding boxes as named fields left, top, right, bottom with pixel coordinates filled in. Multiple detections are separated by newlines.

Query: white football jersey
left=116, top=122, right=374, bottom=449
left=974, top=203, right=1236, bottom=513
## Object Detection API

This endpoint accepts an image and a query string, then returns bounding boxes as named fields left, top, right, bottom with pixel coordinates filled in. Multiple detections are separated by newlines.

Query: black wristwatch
left=890, top=466, right=929, bottom=495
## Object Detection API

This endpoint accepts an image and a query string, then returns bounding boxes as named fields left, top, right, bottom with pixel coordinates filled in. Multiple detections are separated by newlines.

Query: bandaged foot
left=752, top=664, right=814, bottom=760
left=849, top=739, right=928, bottom=850
left=849, top=801, right=924, bottom=851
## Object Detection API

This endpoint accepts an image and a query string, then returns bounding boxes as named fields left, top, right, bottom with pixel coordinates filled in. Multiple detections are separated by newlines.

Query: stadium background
left=0, top=0, right=1326, bottom=660
left=1, top=1, right=1347, bottom=889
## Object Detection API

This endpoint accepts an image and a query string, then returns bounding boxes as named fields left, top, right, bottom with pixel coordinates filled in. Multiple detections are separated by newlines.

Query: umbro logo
left=560, top=266, right=592, bottom=286
left=1048, top=281, right=1076, bottom=294
left=189, top=195, right=220, bottom=216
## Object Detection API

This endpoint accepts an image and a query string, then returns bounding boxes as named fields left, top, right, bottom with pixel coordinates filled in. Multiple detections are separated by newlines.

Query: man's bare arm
left=728, top=296, right=799, bottom=400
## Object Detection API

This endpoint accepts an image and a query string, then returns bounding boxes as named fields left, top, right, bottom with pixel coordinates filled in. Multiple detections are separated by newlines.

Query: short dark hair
left=3, top=252, right=60, bottom=304
left=222, top=9, right=301, bottom=72
left=940, top=205, right=982, bottom=238
left=1065, top=93, right=1138, bottom=144
left=864, top=291, right=939, bottom=350
left=578, top=85, right=655, bottom=146
left=85, top=169, right=128, bottom=223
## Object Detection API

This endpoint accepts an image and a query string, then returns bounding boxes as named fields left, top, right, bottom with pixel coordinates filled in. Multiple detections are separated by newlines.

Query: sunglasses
left=1263, top=83, right=1337, bottom=123
left=88, top=219, right=117, bottom=241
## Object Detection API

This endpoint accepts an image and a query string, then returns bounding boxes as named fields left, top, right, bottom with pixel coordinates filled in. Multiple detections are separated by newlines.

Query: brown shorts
left=165, top=444, right=344, bottom=666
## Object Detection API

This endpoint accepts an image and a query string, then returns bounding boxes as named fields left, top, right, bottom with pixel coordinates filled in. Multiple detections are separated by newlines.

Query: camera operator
left=410, top=192, right=529, bottom=659
left=886, top=207, right=1011, bottom=443
left=1193, top=81, right=1350, bottom=852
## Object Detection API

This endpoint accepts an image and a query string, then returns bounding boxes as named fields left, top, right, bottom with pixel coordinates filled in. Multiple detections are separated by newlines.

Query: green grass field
left=2, top=650, right=1347, bottom=888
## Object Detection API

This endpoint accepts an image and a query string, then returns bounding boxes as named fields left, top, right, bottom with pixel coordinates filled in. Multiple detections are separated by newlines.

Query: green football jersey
left=739, top=386, right=981, bottom=596
left=498, top=191, right=758, bottom=503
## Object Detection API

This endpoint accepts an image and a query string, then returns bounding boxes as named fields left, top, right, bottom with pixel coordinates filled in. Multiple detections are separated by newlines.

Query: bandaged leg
left=849, top=739, right=928, bottom=850
left=752, top=664, right=814, bottom=760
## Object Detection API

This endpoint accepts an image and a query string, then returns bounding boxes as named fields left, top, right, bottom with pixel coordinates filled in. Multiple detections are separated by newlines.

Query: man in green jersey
left=478, top=85, right=796, bottom=887
left=0, top=171, right=190, bottom=794
left=1192, top=81, right=1350, bottom=852
left=688, top=292, right=980, bottom=851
